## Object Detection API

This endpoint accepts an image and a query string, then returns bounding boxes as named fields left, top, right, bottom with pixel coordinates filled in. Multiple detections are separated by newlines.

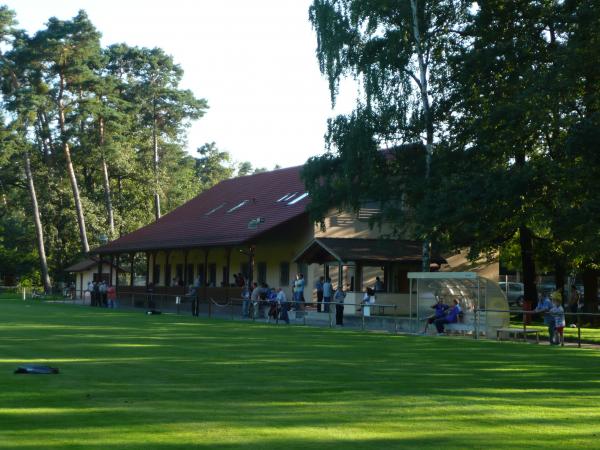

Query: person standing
left=107, top=284, right=117, bottom=309
left=322, top=278, right=333, bottom=313
left=315, top=276, right=324, bottom=312
left=334, top=285, right=346, bottom=326
left=92, top=281, right=100, bottom=307
left=373, top=276, right=384, bottom=292
left=276, top=287, right=289, bottom=324
left=99, top=280, right=108, bottom=307
left=293, top=273, right=305, bottom=310
left=535, top=292, right=555, bottom=344
left=550, top=293, right=566, bottom=346
left=249, top=282, right=260, bottom=319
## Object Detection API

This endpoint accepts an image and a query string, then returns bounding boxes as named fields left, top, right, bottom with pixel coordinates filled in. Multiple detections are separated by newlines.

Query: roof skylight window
left=281, top=192, right=297, bottom=202
left=205, top=203, right=225, bottom=216
left=287, top=192, right=309, bottom=205
left=227, top=200, right=249, bottom=213
left=277, top=193, right=291, bottom=202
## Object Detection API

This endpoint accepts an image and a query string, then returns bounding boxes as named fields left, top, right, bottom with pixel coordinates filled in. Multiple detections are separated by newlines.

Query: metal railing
left=106, top=290, right=413, bottom=333
left=15, top=288, right=600, bottom=348
left=473, top=307, right=600, bottom=348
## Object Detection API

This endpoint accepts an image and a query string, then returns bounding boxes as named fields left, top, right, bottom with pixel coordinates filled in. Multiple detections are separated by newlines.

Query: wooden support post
left=97, top=258, right=103, bottom=283
left=109, top=254, right=114, bottom=286
left=203, top=249, right=209, bottom=317
left=165, top=250, right=171, bottom=286
left=115, top=254, right=120, bottom=293
left=130, top=253, right=135, bottom=287
left=225, top=247, right=231, bottom=301
left=145, top=252, right=150, bottom=289
left=183, top=250, right=189, bottom=294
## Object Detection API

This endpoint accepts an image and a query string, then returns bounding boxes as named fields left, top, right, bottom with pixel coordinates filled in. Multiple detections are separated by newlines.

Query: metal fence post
left=577, top=312, right=581, bottom=348
left=361, top=306, right=365, bottom=331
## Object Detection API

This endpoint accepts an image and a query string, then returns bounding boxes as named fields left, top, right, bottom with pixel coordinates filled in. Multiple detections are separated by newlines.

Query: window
left=187, top=264, right=194, bottom=284
left=208, top=263, right=216, bottom=286
left=287, top=192, right=309, bottom=205
left=276, top=193, right=291, bottom=202
left=279, top=262, right=290, bottom=286
left=197, top=264, right=205, bottom=285
left=222, top=266, right=229, bottom=287
left=227, top=200, right=249, bottom=213
left=165, top=264, right=171, bottom=286
left=176, top=264, right=183, bottom=285
left=205, top=203, right=225, bottom=216
left=153, top=264, right=161, bottom=285
left=257, top=262, right=267, bottom=284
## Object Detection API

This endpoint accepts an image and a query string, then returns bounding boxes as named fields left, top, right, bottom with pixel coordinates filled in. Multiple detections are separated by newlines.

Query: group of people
left=86, top=280, right=117, bottom=308
left=422, top=296, right=463, bottom=336
left=311, top=275, right=347, bottom=325
left=241, top=273, right=347, bottom=326
left=535, top=291, right=567, bottom=346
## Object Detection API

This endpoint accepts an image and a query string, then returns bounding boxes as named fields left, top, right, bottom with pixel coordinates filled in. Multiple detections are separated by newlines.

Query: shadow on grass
left=1, top=299, right=600, bottom=449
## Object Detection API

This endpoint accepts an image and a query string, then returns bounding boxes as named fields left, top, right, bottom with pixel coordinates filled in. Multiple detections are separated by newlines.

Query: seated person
left=422, top=295, right=449, bottom=334
left=434, top=299, right=462, bottom=335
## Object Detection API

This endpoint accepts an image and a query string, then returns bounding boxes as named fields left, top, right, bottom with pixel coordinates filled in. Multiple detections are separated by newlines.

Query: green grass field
left=1, top=299, right=600, bottom=449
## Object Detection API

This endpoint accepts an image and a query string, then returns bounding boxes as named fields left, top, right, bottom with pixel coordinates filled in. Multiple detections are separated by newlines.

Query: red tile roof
left=95, top=166, right=309, bottom=254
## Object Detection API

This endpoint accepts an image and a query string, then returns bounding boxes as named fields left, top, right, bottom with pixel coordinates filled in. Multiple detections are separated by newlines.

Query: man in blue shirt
left=315, top=276, right=324, bottom=312
left=535, top=292, right=554, bottom=344
left=322, top=277, right=332, bottom=313
left=434, top=299, right=462, bottom=335
left=421, top=296, right=449, bottom=334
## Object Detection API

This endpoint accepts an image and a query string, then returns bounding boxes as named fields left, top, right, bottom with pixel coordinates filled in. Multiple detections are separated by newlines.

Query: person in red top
left=107, top=284, right=117, bottom=309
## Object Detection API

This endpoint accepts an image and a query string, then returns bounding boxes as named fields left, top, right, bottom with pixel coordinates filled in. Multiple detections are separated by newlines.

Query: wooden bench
left=496, top=327, right=540, bottom=343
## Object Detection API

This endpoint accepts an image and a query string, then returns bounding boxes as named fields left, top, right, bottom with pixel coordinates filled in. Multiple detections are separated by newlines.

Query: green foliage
left=306, top=0, right=600, bottom=288
left=0, top=8, right=226, bottom=284
left=195, top=142, right=234, bottom=191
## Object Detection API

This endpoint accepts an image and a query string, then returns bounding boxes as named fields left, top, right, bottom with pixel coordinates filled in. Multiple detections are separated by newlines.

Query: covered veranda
left=294, top=237, right=445, bottom=316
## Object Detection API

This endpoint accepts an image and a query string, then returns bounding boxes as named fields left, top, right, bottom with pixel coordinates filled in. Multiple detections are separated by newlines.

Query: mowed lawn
left=1, top=300, right=600, bottom=449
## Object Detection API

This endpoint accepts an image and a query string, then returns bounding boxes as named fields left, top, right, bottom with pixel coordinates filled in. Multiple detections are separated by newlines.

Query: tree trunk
left=410, top=0, right=432, bottom=272
left=99, top=117, right=115, bottom=237
left=582, top=267, right=598, bottom=319
left=24, top=151, right=52, bottom=293
left=554, top=259, right=566, bottom=306
left=58, top=73, right=89, bottom=253
left=153, top=109, right=161, bottom=221
left=519, top=225, right=538, bottom=307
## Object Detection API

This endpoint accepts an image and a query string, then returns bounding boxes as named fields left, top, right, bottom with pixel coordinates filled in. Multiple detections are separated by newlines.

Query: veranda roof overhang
left=293, top=238, right=446, bottom=266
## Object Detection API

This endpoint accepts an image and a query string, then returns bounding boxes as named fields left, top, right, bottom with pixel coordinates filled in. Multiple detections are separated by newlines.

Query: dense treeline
left=0, top=8, right=266, bottom=288
left=304, top=1, right=600, bottom=309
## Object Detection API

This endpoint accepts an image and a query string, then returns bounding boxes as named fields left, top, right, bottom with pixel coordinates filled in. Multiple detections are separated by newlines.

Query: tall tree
left=195, top=142, right=234, bottom=190
left=29, top=11, right=104, bottom=253
left=122, top=46, right=207, bottom=221
left=0, top=7, right=52, bottom=291
left=306, top=0, right=467, bottom=269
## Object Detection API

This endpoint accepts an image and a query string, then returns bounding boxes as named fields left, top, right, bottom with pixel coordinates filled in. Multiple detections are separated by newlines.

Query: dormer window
left=287, top=192, right=308, bottom=205
left=205, top=203, right=225, bottom=216
left=227, top=200, right=249, bottom=213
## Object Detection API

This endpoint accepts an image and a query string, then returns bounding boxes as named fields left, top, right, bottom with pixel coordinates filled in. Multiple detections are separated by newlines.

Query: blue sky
left=2, top=0, right=356, bottom=169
